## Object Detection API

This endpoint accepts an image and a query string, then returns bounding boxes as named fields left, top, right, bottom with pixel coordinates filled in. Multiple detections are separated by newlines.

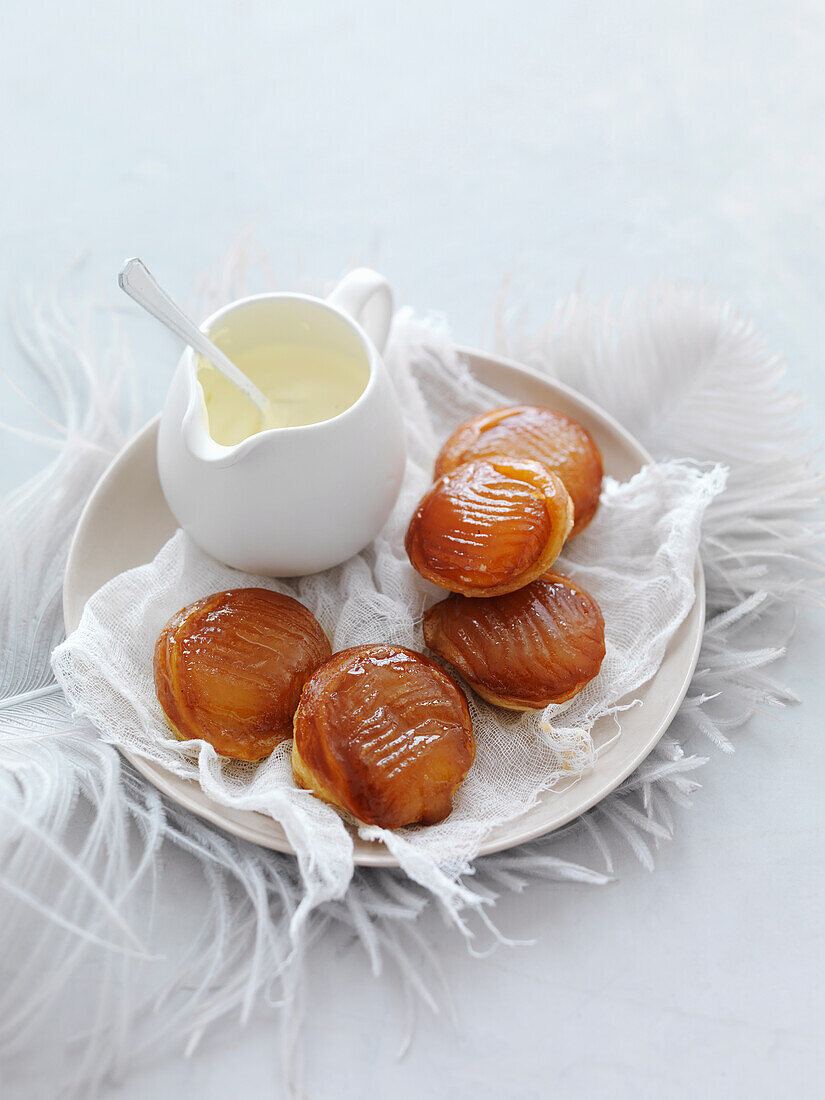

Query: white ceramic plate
left=63, top=348, right=705, bottom=867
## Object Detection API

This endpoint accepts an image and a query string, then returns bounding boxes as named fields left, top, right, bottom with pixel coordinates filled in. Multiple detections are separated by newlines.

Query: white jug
left=157, top=269, right=406, bottom=576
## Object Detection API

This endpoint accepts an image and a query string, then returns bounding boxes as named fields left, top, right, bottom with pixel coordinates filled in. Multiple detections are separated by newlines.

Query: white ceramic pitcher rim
left=181, top=289, right=383, bottom=465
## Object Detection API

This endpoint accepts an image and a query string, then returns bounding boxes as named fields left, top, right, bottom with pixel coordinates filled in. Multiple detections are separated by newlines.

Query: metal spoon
left=118, top=258, right=270, bottom=416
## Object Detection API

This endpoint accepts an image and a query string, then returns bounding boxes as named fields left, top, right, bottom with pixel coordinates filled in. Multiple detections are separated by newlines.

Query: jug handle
left=327, top=268, right=393, bottom=355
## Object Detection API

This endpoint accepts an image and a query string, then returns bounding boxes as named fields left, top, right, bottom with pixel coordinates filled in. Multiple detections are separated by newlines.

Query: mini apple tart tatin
left=292, top=644, right=474, bottom=828
left=154, top=588, right=331, bottom=762
left=423, top=570, right=605, bottom=710
left=434, top=405, right=604, bottom=537
left=405, top=457, right=573, bottom=597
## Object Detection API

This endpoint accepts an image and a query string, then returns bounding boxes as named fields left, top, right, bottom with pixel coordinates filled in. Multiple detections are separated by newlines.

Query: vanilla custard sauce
left=198, top=343, right=370, bottom=447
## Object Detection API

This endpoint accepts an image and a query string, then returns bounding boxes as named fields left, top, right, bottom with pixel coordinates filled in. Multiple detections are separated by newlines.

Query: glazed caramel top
left=424, top=570, right=606, bottom=708
left=293, top=644, right=474, bottom=828
left=405, top=457, right=573, bottom=597
left=434, top=405, right=603, bottom=536
left=154, top=587, right=330, bottom=762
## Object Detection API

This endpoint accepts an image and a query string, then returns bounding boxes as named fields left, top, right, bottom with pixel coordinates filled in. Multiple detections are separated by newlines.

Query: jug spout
left=167, top=354, right=243, bottom=467
left=181, top=380, right=253, bottom=466
left=183, top=379, right=216, bottom=459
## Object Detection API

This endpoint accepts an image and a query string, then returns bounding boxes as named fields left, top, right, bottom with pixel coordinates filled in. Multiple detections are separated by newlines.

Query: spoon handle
left=118, top=258, right=269, bottom=414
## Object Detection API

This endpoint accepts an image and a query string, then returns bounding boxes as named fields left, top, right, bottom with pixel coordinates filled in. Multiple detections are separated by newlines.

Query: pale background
left=1, top=2, right=824, bottom=1097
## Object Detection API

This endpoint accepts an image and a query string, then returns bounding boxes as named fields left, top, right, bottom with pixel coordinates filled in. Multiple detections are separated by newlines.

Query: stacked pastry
left=407, top=406, right=606, bottom=711
left=154, top=405, right=605, bottom=830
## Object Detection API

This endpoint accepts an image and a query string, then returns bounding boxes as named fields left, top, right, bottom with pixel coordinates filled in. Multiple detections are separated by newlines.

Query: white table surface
left=2, top=2, right=824, bottom=1097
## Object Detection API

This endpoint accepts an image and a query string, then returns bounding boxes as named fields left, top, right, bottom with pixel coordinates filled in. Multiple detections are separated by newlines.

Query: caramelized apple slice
left=292, top=644, right=474, bottom=828
left=405, top=457, right=573, bottom=597
left=434, top=405, right=603, bottom=536
left=154, top=588, right=331, bottom=761
left=423, top=570, right=606, bottom=710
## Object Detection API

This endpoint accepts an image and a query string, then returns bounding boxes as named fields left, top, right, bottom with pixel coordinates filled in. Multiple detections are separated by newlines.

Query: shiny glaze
left=423, top=570, right=605, bottom=710
left=434, top=405, right=604, bottom=536
left=292, top=644, right=474, bottom=828
left=405, top=457, right=573, bottom=597
left=154, top=588, right=331, bottom=761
